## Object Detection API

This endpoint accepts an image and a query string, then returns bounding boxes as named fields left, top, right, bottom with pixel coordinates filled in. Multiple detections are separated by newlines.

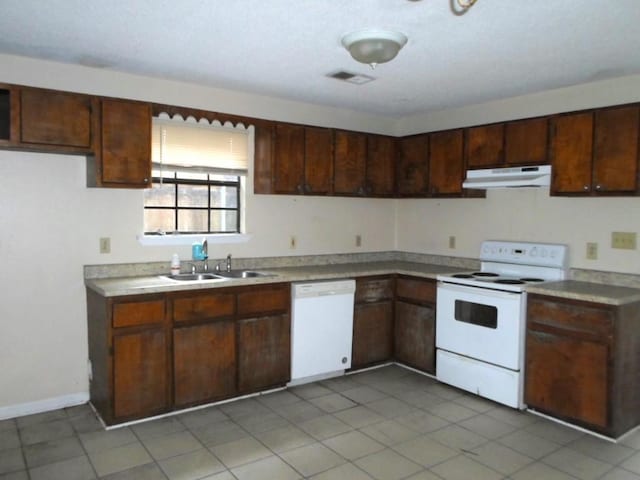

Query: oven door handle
left=437, top=281, right=522, bottom=300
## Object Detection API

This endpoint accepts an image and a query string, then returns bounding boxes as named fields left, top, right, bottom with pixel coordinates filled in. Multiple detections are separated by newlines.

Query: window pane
left=211, top=210, right=238, bottom=233
left=178, top=185, right=208, bottom=207
left=178, top=209, right=208, bottom=232
left=211, top=186, right=238, bottom=208
left=144, top=209, right=175, bottom=233
left=144, top=183, right=175, bottom=207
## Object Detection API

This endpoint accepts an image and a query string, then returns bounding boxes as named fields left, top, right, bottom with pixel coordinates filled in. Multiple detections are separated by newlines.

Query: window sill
left=137, top=233, right=251, bottom=246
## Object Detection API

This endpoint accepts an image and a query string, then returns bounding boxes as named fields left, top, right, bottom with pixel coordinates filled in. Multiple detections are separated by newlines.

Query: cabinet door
left=366, top=134, right=396, bottom=196
left=352, top=302, right=393, bottom=368
left=396, top=134, right=429, bottom=196
left=274, top=123, right=305, bottom=194
left=593, top=105, right=640, bottom=193
left=20, top=88, right=93, bottom=149
left=238, top=314, right=290, bottom=392
left=429, top=129, right=464, bottom=196
left=504, top=117, right=548, bottom=165
left=253, top=122, right=275, bottom=194
left=525, top=329, right=608, bottom=428
left=100, top=99, right=151, bottom=187
left=113, top=329, right=168, bottom=419
left=334, top=130, right=367, bottom=195
left=394, top=301, right=435, bottom=373
left=174, top=320, right=236, bottom=406
left=304, top=126, right=333, bottom=195
left=465, top=124, right=504, bottom=168
left=550, top=112, right=594, bottom=194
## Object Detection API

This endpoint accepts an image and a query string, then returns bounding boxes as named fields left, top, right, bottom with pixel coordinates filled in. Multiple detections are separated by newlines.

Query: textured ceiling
left=0, top=0, right=639, bottom=117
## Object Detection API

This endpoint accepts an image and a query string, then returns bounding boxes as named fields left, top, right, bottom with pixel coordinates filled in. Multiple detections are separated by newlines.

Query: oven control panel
left=480, top=241, right=568, bottom=268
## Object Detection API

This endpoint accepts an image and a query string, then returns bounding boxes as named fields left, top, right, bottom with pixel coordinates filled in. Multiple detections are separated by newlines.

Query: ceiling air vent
left=327, top=70, right=375, bottom=85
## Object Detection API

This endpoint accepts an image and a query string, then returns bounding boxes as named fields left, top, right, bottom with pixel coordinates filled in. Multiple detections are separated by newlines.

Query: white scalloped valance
left=152, top=112, right=250, bottom=175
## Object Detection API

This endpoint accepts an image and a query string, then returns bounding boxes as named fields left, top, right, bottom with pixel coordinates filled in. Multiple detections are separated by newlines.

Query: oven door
left=436, top=282, right=525, bottom=370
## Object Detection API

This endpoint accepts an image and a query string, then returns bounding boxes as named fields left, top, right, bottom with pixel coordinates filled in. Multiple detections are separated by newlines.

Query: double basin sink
left=165, top=270, right=275, bottom=282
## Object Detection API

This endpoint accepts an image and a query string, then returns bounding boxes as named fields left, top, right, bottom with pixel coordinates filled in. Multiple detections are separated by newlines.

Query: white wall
left=397, top=190, right=640, bottom=274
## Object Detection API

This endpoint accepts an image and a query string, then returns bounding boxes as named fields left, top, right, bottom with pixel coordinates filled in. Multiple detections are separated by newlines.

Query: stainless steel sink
left=165, top=273, right=226, bottom=281
left=214, top=270, right=275, bottom=279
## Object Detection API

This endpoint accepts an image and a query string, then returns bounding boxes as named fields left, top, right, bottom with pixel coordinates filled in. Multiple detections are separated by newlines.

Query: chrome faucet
left=226, top=253, right=232, bottom=272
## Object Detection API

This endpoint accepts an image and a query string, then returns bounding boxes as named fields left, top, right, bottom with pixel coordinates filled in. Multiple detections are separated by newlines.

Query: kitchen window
left=142, top=114, right=251, bottom=241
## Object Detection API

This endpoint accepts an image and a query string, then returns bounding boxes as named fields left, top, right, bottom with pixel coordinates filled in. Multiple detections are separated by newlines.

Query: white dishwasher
left=289, top=279, right=356, bottom=385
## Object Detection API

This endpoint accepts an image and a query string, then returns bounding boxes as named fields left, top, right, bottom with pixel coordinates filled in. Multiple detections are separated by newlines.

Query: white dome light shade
left=341, top=30, right=408, bottom=68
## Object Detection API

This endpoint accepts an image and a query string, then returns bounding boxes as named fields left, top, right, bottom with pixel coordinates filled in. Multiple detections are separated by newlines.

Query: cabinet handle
left=296, top=184, right=304, bottom=194
left=304, top=184, right=312, bottom=194
left=583, top=185, right=590, bottom=191
left=595, top=184, right=602, bottom=191
left=143, top=178, right=149, bottom=183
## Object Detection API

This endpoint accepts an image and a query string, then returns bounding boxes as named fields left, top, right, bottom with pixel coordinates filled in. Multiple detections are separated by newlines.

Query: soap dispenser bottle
left=170, top=253, right=181, bottom=275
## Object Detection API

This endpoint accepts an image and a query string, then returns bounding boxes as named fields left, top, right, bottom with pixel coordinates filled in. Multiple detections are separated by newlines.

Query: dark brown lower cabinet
left=526, top=293, right=640, bottom=437
left=174, top=320, right=236, bottom=407
left=394, top=301, right=435, bottom=373
left=352, top=276, right=394, bottom=369
left=238, top=314, right=290, bottom=393
left=353, top=302, right=393, bottom=368
left=394, top=276, right=437, bottom=374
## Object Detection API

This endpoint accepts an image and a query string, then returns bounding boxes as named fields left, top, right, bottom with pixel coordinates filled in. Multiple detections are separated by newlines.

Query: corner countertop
left=85, top=261, right=464, bottom=297
left=527, top=280, right=640, bottom=306
left=86, top=261, right=640, bottom=306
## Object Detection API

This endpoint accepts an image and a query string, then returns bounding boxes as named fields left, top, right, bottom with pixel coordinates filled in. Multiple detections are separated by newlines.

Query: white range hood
left=463, top=165, right=551, bottom=189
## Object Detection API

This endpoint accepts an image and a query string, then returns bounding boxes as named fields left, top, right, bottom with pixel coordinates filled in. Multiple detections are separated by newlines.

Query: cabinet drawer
left=112, top=299, right=165, bottom=328
left=528, top=295, right=613, bottom=338
left=396, top=277, right=436, bottom=304
left=173, top=292, right=235, bottom=323
left=356, top=277, right=394, bottom=303
left=237, top=285, right=289, bottom=316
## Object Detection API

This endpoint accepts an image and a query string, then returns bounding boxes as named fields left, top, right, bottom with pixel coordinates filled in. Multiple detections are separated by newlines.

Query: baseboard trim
left=0, top=393, right=89, bottom=421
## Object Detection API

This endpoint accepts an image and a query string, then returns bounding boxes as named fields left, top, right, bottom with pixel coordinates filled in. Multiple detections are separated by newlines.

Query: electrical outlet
left=611, top=232, right=637, bottom=250
left=355, top=234, right=362, bottom=247
left=449, top=236, right=456, bottom=249
left=586, top=242, right=598, bottom=260
left=289, top=235, right=296, bottom=249
left=99, top=237, right=111, bottom=254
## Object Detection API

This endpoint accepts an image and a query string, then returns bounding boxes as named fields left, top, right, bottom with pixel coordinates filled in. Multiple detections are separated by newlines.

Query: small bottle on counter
left=170, top=253, right=181, bottom=275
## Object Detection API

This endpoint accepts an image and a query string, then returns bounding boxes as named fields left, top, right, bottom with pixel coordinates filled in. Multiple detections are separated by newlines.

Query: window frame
left=143, top=172, right=242, bottom=235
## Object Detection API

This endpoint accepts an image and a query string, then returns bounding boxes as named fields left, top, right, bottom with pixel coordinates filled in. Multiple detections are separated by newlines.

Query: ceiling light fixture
left=341, top=29, right=408, bottom=69
left=451, top=0, right=479, bottom=15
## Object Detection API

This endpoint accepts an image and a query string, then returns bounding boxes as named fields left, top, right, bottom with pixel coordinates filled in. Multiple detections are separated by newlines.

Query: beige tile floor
left=2, top=365, right=640, bottom=479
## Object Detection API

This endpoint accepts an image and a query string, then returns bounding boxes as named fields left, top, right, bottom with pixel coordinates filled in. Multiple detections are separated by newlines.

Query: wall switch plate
left=449, top=236, right=456, bottom=249
left=355, top=234, right=362, bottom=247
left=611, top=232, right=637, bottom=250
left=586, top=242, right=598, bottom=260
left=289, top=235, right=296, bottom=249
left=99, top=237, right=111, bottom=254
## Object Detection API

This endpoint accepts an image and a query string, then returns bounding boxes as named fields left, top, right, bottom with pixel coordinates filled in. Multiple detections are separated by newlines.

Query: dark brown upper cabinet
left=303, top=126, right=333, bottom=195
left=366, top=134, right=396, bottom=196
left=504, top=116, right=548, bottom=165
left=20, top=87, right=94, bottom=152
left=396, top=134, right=429, bottom=197
left=429, top=129, right=464, bottom=196
left=88, top=98, right=152, bottom=188
left=273, top=123, right=305, bottom=194
left=271, top=124, right=333, bottom=195
left=465, top=123, right=504, bottom=168
left=253, top=121, right=275, bottom=194
left=550, top=111, right=594, bottom=194
left=334, top=130, right=367, bottom=195
left=0, top=87, right=13, bottom=144
left=551, top=105, right=640, bottom=195
left=593, top=105, right=639, bottom=194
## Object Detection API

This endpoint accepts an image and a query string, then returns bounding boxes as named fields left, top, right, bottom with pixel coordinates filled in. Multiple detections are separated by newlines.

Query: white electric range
left=435, top=240, right=568, bottom=409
